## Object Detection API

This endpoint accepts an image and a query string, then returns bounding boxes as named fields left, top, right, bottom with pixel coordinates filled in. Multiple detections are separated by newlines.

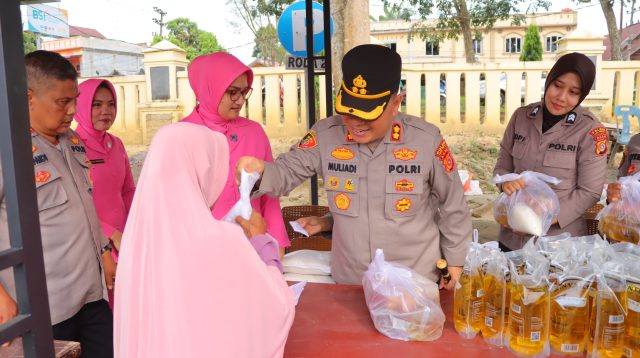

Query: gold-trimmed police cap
left=335, top=44, right=401, bottom=121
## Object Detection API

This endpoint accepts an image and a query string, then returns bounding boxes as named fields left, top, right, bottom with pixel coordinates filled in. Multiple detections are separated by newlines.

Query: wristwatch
left=101, top=243, right=113, bottom=254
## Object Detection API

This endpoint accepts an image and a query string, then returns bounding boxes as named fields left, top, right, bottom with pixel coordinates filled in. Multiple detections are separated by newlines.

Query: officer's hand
left=0, top=286, right=17, bottom=347
left=235, top=156, right=265, bottom=186
left=440, top=266, right=463, bottom=291
left=607, top=182, right=622, bottom=203
left=110, top=230, right=123, bottom=251
left=500, top=179, right=527, bottom=195
left=102, top=251, right=117, bottom=290
left=296, top=216, right=329, bottom=236
left=236, top=211, right=267, bottom=239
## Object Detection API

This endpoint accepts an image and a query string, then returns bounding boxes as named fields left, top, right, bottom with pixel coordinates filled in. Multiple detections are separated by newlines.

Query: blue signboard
left=277, top=1, right=334, bottom=57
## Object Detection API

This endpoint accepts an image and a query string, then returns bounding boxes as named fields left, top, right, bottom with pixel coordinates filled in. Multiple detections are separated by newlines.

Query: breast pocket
left=35, top=166, right=68, bottom=211
left=325, top=174, right=359, bottom=217
left=384, top=175, right=423, bottom=219
left=512, top=141, right=527, bottom=160
left=72, top=153, right=93, bottom=191
left=542, top=151, right=577, bottom=191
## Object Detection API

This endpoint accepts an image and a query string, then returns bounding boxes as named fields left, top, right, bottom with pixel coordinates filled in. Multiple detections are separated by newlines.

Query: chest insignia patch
left=395, top=179, right=415, bottom=192
left=32, top=145, right=36, bottom=153
left=395, top=197, right=412, bottom=212
left=327, top=176, right=340, bottom=190
left=35, top=171, right=51, bottom=183
left=628, top=164, right=637, bottom=175
left=69, top=136, right=80, bottom=145
left=565, top=112, right=577, bottom=124
left=331, top=147, right=355, bottom=160
left=434, top=139, right=455, bottom=173
left=390, top=123, right=401, bottom=142
left=335, top=193, right=351, bottom=210
left=297, top=130, right=317, bottom=149
left=393, top=148, right=417, bottom=161
left=344, top=178, right=355, bottom=192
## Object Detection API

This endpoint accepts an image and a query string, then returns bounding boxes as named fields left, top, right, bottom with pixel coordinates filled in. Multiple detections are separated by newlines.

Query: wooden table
left=0, top=338, right=80, bottom=358
left=284, top=283, right=571, bottom=357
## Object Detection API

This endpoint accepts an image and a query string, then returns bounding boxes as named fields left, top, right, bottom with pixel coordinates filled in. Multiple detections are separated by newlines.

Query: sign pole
left=304, top=0, right=319, bottom=205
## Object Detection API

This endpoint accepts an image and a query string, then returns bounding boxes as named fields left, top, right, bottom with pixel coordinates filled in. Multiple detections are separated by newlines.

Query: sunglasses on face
left=226, top=87, right=253, bottom=101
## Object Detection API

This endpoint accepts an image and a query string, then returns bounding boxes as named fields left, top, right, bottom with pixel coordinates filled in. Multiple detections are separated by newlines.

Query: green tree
left=227, top=0, right=290, bottom=65
left=572, top=0, right=626, bottom=60
left=386, top=0, right=550, bottom=63
left=23, top=31, right=37, bottom=54
left=520, top=24, right=543, bottom=61
left=151, top=18, right=225, bottom=60
left=373, top=3, right=411, bottom=21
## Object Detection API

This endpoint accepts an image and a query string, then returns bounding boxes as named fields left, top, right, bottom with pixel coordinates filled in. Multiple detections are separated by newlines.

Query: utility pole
left=153, top=7, right=167, bottom=37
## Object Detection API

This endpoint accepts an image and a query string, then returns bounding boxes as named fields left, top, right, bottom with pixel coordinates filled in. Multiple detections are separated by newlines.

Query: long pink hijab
left=181, top=52, right=254, bottom=133
left=75, top=79, right=118, bottom=153
left=114, top=122, right=294, bottom=358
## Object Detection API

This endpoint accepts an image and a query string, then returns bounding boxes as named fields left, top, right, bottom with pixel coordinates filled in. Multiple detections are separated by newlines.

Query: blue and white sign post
left=277, top=0, right=334, bottom=205
left=277, top=1, right=333, bottom=58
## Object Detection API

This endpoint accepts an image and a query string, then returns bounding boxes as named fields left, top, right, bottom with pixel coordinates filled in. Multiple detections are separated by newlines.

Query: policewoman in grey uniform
left=494, top=52, right=608, bottom=251
left=236, top=45, right=471, bottom=287
left=607, top=133, right=640, bottom=202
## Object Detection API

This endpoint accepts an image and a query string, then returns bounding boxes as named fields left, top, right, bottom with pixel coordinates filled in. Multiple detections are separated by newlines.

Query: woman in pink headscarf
left=182, top=52, right=290, bottom=254
left=75, top=79, right=135, bottom=307
left=114, top=122, right=294, bottom=358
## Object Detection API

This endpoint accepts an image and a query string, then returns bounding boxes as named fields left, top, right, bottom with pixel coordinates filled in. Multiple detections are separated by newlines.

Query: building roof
left=70, top=25, right=106, bottom=39
left=603, top=22, right=640, bottom=60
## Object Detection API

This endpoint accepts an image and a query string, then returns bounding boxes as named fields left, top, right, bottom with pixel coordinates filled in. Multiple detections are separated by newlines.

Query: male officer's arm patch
left=589, top=127, right=608, bottom=156
left=297, top=130, right=318, bottom=149
left=434, top=139, right=455, bottom=173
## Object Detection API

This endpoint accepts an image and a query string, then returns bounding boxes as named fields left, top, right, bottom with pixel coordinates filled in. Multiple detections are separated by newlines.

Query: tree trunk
left=601, top=0, right=623, bottom=60
left=453, top=0, right=475, bottom=63
left=330, top=0, right=370, bottom=98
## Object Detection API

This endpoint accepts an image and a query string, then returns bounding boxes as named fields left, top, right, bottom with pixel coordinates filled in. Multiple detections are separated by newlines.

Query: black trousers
left=52, top=299, right=113, bottom=358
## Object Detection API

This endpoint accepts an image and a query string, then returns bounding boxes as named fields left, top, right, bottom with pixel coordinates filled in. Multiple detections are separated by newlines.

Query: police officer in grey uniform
left=494, top=52, right=608, bottom=251
left=0, top=51, right=115, bottom=356
left=237, top=44, right=471, bottom=288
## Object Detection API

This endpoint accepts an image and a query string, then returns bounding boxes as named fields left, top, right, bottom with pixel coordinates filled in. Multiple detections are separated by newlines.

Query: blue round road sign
left=277, top=1, right=334, bottom=57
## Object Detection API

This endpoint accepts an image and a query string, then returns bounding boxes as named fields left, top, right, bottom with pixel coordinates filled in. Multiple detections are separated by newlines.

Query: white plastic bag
left=597, top=171, right=640, bottom=244
left=362, top=249, right=445, bottom=341
left=282, top=250, right=331, bottom=276
left=222, top=170, right=260, bottom=223
left=493, top=171, right=561, bottom=237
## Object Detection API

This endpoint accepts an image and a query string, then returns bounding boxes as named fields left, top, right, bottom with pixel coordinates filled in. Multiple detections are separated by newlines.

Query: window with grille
left=546, top=35, right=562, bottom=52
left=425, top=41, right=439, bottom=56
left=505, top=36, right=521, bottom=53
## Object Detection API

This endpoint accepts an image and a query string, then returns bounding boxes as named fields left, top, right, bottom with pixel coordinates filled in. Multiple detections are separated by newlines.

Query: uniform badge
left=395, top=179, right=415, bottom=192
left=230, top=134, right=238, bottom=142
left=34, top=171, right=50, bottom=183
left=344, top=178, right=355, bottom=192
left=331, top=147, right=355, bottom=160
left=297, top=130, right=317, bottom=149
left=393, top=148, right=417, bottom=161
left=629, top=164, right=637, bottom=175
left=595, top=140, right=608, bottom=156
left=335, top=193, right=351, bottom=210
left=69, top=136, right=79, bottom=145
left=395, top=197, right=412, bottom=212
left=327, top=176, right=340, bottom=190
left=390, top=123, right=401, bottom=142
left=345, top=131, right=354, bottom=142
left=434, top=139, right=455, bottom=173
left=32, top=145, right=36, bottom=153
left=565, top=112, right=577, bottom=124
left=530, top=105, right=540, bottom=117
left=352, top=75, right=368, bottom=95
left=85, top=159, right=92, bottom=168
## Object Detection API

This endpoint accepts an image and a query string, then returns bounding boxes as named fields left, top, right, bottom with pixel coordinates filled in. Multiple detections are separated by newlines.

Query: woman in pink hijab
left=114, top=122, right=294, bottom=357
left=75, top=79, right=135, bottom=307
left=182, top=52, right=290, bottom=254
